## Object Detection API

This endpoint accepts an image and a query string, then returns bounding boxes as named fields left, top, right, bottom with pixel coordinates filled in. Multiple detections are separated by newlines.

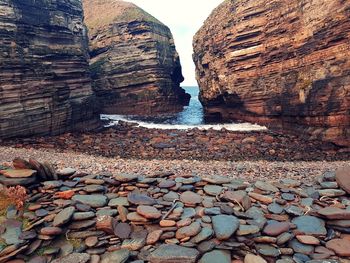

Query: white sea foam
left=101, top=114, right=267, bottom=131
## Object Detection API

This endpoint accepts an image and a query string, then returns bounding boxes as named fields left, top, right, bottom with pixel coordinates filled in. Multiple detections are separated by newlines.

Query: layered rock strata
left=83, top=0, right=190, bottom=115
left=193, top=0, right=350, bottom=146
left=0, top=0, right=99, bottom=139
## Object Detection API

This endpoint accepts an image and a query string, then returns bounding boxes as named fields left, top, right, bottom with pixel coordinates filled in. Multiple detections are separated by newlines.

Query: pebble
left=53, top=207, right=75, bottom=227
left=137, top=205, right=162, bottom=219
left=199, top=250, right=230, bottom=263
left=212, top=215, right=239, bottom=240
left=296, top=235, right=320, bottom=245
left=72, top=195, right=107, bottom=208
left=263, top=221, right=290, bottom=236
left=149, top=244, right=199, bottom=263
left=180, top=191, right=203, bottom=206
left=176, top=222, right=201, bottom=239
left=326, top=238, right=350, bottom=257
left=100, top=249, right=130, bottom=263
left=244, top=254, right=267, bottom=263
left=292, top=216, right=327, bottom=236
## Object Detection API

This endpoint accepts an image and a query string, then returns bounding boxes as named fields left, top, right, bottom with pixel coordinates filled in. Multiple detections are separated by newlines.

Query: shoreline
left=1, top=123, right=349, bottom=162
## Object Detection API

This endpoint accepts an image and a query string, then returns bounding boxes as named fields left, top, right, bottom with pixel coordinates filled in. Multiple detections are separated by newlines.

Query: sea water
left=101, top=86, right=266, bottom=131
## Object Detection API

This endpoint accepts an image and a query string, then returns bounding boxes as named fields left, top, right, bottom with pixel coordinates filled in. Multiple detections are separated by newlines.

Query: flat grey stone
left=72, top=195, right=108, bottom=208
left=149, top=244, right=199, bottom=263
left=212, top=215, right=239, bottom=240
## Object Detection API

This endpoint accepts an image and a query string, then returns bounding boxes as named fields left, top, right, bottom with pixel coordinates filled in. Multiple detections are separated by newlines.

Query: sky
left=129, top=0, right=224, bottom=86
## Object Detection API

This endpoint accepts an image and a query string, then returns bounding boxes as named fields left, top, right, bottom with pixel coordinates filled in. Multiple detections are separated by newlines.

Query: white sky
left=128, top=0, right=223, bottom=86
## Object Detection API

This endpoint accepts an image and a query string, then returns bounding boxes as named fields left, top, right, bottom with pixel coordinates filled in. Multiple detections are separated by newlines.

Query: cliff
left=193, top=0, right=350, bottom=146
left=0, top=0, right=99, bottom=139
left=83, top=0, right=190, bottom=115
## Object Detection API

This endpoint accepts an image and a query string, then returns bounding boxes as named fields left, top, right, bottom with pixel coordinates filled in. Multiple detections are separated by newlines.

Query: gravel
left=0, top=146, right=348, bottom=184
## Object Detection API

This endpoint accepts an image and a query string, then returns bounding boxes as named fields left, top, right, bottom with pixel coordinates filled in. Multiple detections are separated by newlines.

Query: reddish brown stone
left=336, top=167, right=350, bottom=194
left=326, top=238, right=350, bottom=257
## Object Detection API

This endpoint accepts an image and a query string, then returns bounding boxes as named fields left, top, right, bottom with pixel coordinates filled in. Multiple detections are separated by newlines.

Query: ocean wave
left=101, top=114, right=267, bottom=131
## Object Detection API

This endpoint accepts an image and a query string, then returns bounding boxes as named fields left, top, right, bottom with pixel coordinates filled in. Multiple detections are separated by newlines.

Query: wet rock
left=212, top=215, right=239, bottom=240
left=115, top=173, right=139, bottom=182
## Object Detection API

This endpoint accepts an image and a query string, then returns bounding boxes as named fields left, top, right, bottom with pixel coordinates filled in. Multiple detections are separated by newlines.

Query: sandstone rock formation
left=193, top=0, right=350, bottom=146
left=83, top=0, right=190, bottom=115
left=0, top=0, right=99, bottom=139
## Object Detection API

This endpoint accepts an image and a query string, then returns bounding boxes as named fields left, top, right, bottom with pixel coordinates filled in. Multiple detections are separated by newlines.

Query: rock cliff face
left=0, top=0, right=99, bottom=139
left=193, top=0, right=350, bottom=146
left=83, top=0, right=190, bottom=115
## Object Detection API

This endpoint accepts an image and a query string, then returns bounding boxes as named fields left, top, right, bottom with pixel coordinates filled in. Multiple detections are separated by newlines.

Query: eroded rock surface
left=193, top=0, right=350, bottom=146
left=83, top=0, right=190, bottom=115
left=0, top=0, right=99, bottom=139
